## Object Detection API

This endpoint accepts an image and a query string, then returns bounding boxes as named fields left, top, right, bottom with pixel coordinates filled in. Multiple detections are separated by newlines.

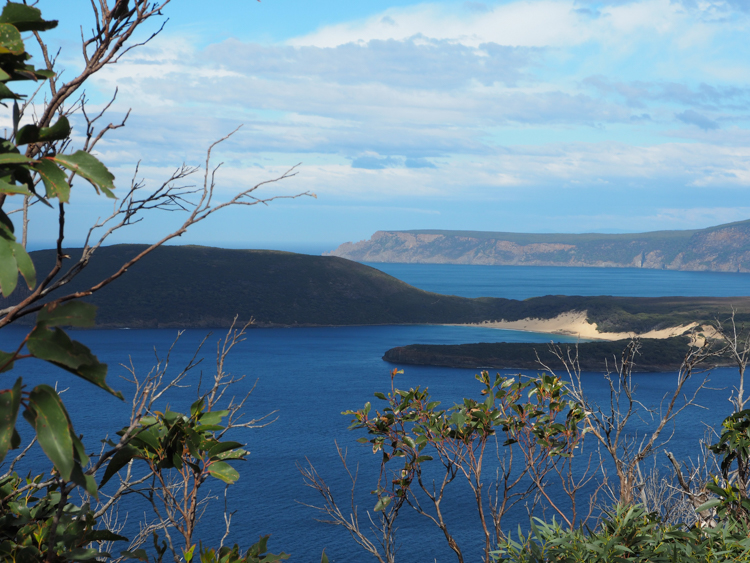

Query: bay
left=366, top=262, right=750, bottom=299
left=2, top=263, right=747, bottom=562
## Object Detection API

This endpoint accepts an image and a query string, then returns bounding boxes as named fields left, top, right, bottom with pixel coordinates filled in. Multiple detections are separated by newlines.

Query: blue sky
left=22, top=0, right=750, bottom=251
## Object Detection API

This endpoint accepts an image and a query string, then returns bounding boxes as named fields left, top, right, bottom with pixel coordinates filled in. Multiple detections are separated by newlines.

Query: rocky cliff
left=326, top=220, right=750, bottom=272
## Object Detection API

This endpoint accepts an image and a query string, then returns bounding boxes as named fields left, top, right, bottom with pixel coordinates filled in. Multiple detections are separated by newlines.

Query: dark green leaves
left=37, top=301, right=96, bottom=327
left=0, top=377, right=22, bottom=463
left=17, top=116, right=72, bottom=145
left=0, top=238, right=35, bottom=296
left=99, top=445, right=140, bottom=488
left=0, top=3, right=57, bottom=33
left=104, top=402, right=247, bottom=490
left=22, top=385, right=75, bottom=480
left=24, top=302, right=121, bottom=398
left=27, top=324, right=120, bottom=398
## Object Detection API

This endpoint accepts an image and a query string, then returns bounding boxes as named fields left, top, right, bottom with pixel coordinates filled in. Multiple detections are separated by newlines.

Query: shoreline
left=446, top=311, right=700, bottom=342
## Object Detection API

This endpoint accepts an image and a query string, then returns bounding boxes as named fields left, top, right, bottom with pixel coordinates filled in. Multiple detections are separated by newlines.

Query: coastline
left=447, top=311, right=700, bottom=341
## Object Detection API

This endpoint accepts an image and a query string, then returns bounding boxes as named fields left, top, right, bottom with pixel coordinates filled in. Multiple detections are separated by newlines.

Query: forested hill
left=326, top=220, right=750, bottom=272
left=3, top=245, right=749, bottom=329
left=383, top=337, right=703, bottom=372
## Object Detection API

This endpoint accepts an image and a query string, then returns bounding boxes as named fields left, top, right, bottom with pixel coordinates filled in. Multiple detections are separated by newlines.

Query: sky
left=18, top=0, right=750, bottom=252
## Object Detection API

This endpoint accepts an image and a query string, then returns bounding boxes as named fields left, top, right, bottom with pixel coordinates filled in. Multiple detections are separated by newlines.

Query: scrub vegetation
left=3, top=245, right=749, bottom=332
left=1, top=2, right=750, bottom=563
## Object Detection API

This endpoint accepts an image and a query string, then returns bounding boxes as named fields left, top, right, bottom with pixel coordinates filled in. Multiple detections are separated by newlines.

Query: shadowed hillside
left=3, top=245, right=749, bottom=329
left=383, top=337, right=716, bottom=372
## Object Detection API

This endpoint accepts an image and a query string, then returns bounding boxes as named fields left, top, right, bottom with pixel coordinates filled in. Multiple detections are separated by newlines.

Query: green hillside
left=3, top=245, right=749, bottom=330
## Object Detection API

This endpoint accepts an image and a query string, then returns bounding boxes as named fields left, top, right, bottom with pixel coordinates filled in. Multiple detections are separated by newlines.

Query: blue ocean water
left=2, top=263, right=748, bottom=562
left=366, top=262, right=750, bottom=299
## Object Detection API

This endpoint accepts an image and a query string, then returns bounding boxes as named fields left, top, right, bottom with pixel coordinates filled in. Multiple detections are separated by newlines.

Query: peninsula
left=3, top=245, right=748, bottom=332
left=382, top=337, right=706, bottom=372
left=326, top=220, right=750, bottom=273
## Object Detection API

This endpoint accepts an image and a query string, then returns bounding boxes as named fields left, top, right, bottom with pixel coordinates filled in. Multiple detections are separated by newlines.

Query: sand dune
left=454, top=311, right=699, bottom=341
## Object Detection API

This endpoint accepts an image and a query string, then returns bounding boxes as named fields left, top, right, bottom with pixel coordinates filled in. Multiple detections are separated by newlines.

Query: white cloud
left=287, top=0, right=714, bottom=51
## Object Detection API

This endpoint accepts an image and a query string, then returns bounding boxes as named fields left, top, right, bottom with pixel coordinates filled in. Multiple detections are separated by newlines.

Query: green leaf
left=39, top=116, right=71, bottom=142
left=0, top=3, right=57, bottom=32
left=207, top=440, right=244, bottom=459
left=0, top=23, right=24, bottom=55
left=27, top=324, right=122, bottom=399
left=199, top=410, right=229, bottom=427
left=63, top=547, right=100, bottom=561
left=321, top=549, right=329, bottom=563
left=15, top=123, right=39, bottom=146
left=51, top=151, right=115, bottom=197
left=37, top=301, right=97, bottom=328
left=33, top=158, right=70, bottom=201
left=0, top=350, right=16, bottom=373
left=0, top=152, right=33, bottom=165
left=207, top=461, right=240, bottom=484
left=0, top=81, right=20, bottom=100
left=373, top=496, right=392, bottom=512
left=99, top=445, right=140, bottom=488
left=23, top=385, right=75, bottom=480
left=120, top=549, right=149, bottom=561
left=0, top=208, right=14, bottom=235
left=0, top=237, right=18, bottom=297
left=695, top=499, right=722, bottom=513
left=86, top=530, right=128, bottom=543
left=11, top=241, right=34, bottom=289
left=0, top=176, right=29, bottom=195
left=0, top=377, right=22, bottom=463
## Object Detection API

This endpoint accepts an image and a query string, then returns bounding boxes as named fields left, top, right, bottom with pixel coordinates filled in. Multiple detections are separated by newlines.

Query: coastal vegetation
left=0, top=2, right=301, bottom=561
left=3, top=245, right=749, bottom=334
left=327, top=221, right=750, bottom=273
left=383, top=336, right=701, bottom=372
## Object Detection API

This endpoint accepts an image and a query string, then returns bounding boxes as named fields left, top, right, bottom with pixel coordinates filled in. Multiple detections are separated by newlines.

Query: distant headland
left=325, top=220, right=750, bottom=273
left=382, top=337, right=718, bottom=372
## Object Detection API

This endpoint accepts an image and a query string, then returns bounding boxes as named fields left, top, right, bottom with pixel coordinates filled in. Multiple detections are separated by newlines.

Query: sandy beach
left=451, top=310, right=700, bottom=341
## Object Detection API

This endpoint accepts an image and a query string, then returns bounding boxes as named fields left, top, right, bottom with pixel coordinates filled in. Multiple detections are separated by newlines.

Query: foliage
left=0, top=1, right=301, bottom=561
left=0, top=472, right=126, bottom=562
left=0, top=0, right=120, bottom=486
left=494, top=504, right=750, bottom=563
left=193, top=537, right=289, bottom=563
left=338, top=368, right=588, bottom=562
left=384, top=336, right=697, bottom=372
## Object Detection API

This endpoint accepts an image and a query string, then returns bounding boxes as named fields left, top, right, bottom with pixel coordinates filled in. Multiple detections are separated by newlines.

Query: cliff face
left=326, top=220, right=750, bottom=272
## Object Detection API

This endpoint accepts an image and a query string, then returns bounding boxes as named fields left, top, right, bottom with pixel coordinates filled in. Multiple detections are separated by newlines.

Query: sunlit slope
left=6, top=245, right=750, bottom=329
left=327, top=219, right=750, bottom=272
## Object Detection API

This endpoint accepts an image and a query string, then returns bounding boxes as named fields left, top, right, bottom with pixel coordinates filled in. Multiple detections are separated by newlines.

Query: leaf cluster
left=345, top=369, right=585, bottom=513
left=101, top=396, right=248, bottom=490
left=0, top=472, right=126, bottom=562
left=495, top=504, right=750, bottom=562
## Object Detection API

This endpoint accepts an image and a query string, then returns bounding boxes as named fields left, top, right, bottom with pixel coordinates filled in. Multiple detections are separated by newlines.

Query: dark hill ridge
left=382, top=337, right=708, bottom=372
left=2, top=245, right=749, bottom=329
left=326, top=220, right=750, bottom=272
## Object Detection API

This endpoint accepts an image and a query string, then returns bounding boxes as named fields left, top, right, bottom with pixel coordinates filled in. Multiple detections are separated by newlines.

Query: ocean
left=3, top=264, right=749, bottom=562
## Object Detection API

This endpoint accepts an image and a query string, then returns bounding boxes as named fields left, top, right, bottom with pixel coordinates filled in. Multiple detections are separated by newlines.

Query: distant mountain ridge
left=326, top=220, right=750, bottom=272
